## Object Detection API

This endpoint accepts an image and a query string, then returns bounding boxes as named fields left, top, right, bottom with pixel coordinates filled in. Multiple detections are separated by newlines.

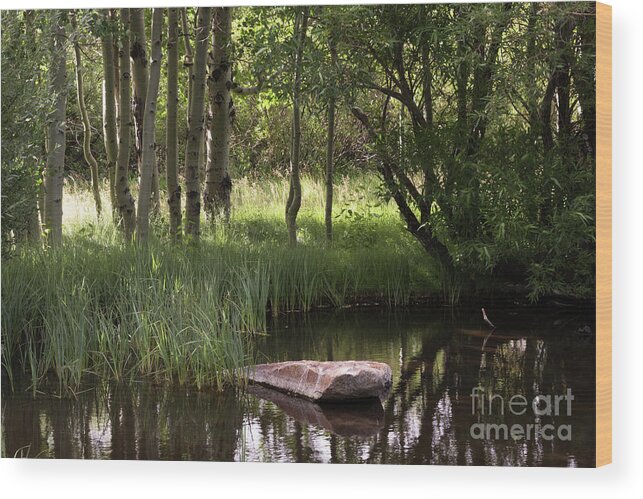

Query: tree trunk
left=285, top=8, right=308, bottom=246
left=324, top=31, right=337, bottom=244
left=350, top=107, right=450, bottom=263
left=27, top=194, right=41, bottom=241
left=419, top=5, right=434, bottom=218
left=21, top=10, right=42, bottom=243
left=115, top=9, right=136, bottom=240
left=166, top=8, right=181, bottom=240
left=130, top=8, right=161, bottom=216
left=44, top=12, right=67, bottom=246
left=419, top=64, right=434, bottom=221
left=71, top=12, right=102, bottom=219
left=181, top=8, right=205, bottom=181
left=454, top=6, right=469, bottom=156
left=38, top=160, right=46, bottom=232
left=540, top=73, right=556, bottom=156
left=129, top=9, right=147, bottom=173
left=111, top=9, right=120, bottom=143
left=554, top=17, right=575, bottom=164
left=184, top=7, right=212, bottom=239
left=574, top=4, right=597, bottom=156
left=101, top=10, right=118, bottom=216
left=25, top=164, right=41, bottom=242
left=204, top=7, right=233, bottom=223
left=136, top=8, right=164, bottom=242
left=180, top=8, right=194, bottom=124
left=525, top=3, right=540, bottom=138
left=467, top=3, right=511, bottom=156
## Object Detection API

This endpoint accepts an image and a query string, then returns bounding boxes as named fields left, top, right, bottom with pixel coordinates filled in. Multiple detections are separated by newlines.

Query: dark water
left=1, top=307, right=596, bottom=466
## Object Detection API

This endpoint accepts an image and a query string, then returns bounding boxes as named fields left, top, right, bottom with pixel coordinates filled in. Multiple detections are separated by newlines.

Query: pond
left=1, top=306, right=596, bottom=466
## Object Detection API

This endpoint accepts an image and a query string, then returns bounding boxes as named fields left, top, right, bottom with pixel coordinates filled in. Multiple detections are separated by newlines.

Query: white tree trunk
left=115, top=9, right=136, bottom=240
left=44, top=12, right=67, bottom=246
left=285, top=8, right=308, bottom=246
left=204, top=7, right=233, bottom=223
left=325, top=30, right=337, bottom=244
left=101, top=10, right=118, bottom=216
left=166, top=8, right=182, bottom=240
left=71, top=12, right=102, bottom=219
left=136, top=8, right=164, bottom=242
left=184, top=7, right=212, bottom=238
left=130, top=8, right=161, bottom=217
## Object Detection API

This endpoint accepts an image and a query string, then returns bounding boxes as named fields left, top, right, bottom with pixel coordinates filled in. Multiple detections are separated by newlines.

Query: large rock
left=246, top=360, right=392, bottom=402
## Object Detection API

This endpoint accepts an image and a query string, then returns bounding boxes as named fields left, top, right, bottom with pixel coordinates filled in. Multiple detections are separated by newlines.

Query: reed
left=1, top=175, right=440, bottom=394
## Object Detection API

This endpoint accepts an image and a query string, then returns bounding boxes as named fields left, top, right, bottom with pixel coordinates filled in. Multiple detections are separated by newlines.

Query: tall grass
left=2, top=175, right=440, bottom=395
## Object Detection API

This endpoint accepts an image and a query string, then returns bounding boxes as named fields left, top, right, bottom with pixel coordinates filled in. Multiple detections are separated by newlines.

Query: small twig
left=481, top=307, right=496, bottom=329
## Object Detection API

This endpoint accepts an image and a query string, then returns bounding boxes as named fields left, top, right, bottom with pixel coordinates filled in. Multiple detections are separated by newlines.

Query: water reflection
left=2, top=307, right=595, bottom=466
left=247, top=384, right=385, bottom=437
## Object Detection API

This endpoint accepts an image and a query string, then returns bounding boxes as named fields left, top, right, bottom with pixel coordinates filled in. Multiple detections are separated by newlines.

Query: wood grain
left=596, top=1, right=612, bottom=467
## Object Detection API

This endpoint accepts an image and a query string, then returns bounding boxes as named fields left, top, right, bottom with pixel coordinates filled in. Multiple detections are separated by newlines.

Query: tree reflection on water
left=2, top=308, right=595, bottom=466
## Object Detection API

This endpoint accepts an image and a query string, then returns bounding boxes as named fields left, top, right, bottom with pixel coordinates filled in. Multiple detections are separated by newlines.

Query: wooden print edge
left=595, top=1, right=612, bottom=468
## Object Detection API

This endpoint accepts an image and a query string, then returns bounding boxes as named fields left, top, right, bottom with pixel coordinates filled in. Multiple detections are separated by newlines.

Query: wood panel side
left=595, top=1, right=612, bottom=468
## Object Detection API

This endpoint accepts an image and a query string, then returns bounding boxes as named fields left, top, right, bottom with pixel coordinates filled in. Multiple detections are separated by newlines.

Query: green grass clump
left=2, top=175, right=440, bottom=395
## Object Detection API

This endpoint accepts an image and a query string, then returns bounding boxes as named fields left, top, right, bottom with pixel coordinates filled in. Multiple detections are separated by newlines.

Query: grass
left=2, top=174, right=440, bottom=395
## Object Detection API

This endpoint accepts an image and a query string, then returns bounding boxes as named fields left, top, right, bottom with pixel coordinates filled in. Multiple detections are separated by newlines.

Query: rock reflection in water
left=247, top=384, right=385, bottom=437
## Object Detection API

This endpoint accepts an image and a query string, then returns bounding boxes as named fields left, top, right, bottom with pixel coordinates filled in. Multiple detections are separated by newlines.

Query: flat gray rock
left=246, top=360, right=392, bottom=402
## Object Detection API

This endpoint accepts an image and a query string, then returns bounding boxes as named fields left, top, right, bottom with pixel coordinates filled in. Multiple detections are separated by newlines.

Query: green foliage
left=1, top=3, right=597, bottom=349
left=1, top=11, right=49, bottom=252
left=334, top=2, right=596, bottom=300
left=232, top=97, right=366, bottom=178
left=1, top=175, right=440, bottom=394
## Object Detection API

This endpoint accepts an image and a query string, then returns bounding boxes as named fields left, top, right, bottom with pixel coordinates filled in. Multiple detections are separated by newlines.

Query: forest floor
left=57, top=173, right=444, bottom=304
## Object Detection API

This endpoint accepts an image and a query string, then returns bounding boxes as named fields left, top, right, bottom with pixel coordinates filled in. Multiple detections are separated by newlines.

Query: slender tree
left=44, top=11, right=67, bottom=246
left=575, top=4, right=597, bottom=155
left=184, top=7, right=212, bottom=238
left=115, top=9, right=136, bottom=240
left=181, top=8, right=207, bottom=188
left=136, top=8, right=164, bottom=242
left=419, top=5, right=434, bottom=230
left=70, top=12, right=102, bottom=218
left=166, top=8, right=181, bottom=240
left=285, top=8, right=308, bottom=246
left=23, top=10, right=43, bottom=243
left=101, top=10, right=118, bottom=215
left=180, top=8, right=194, bottom=123
left=129, top=10, right=147, bottom=171
left=38, top=151, right=46, bottom=233
left=204, top=6, right=262, bottom=224
left=324, top=28, right=337, bottom=244
left=130, top=8, right=161, bottom=216
left=110, top=9, right=120, bottom=138
left=204, top=7, right=233, bottom=223
left=553, top=17, right=575, bottom=160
